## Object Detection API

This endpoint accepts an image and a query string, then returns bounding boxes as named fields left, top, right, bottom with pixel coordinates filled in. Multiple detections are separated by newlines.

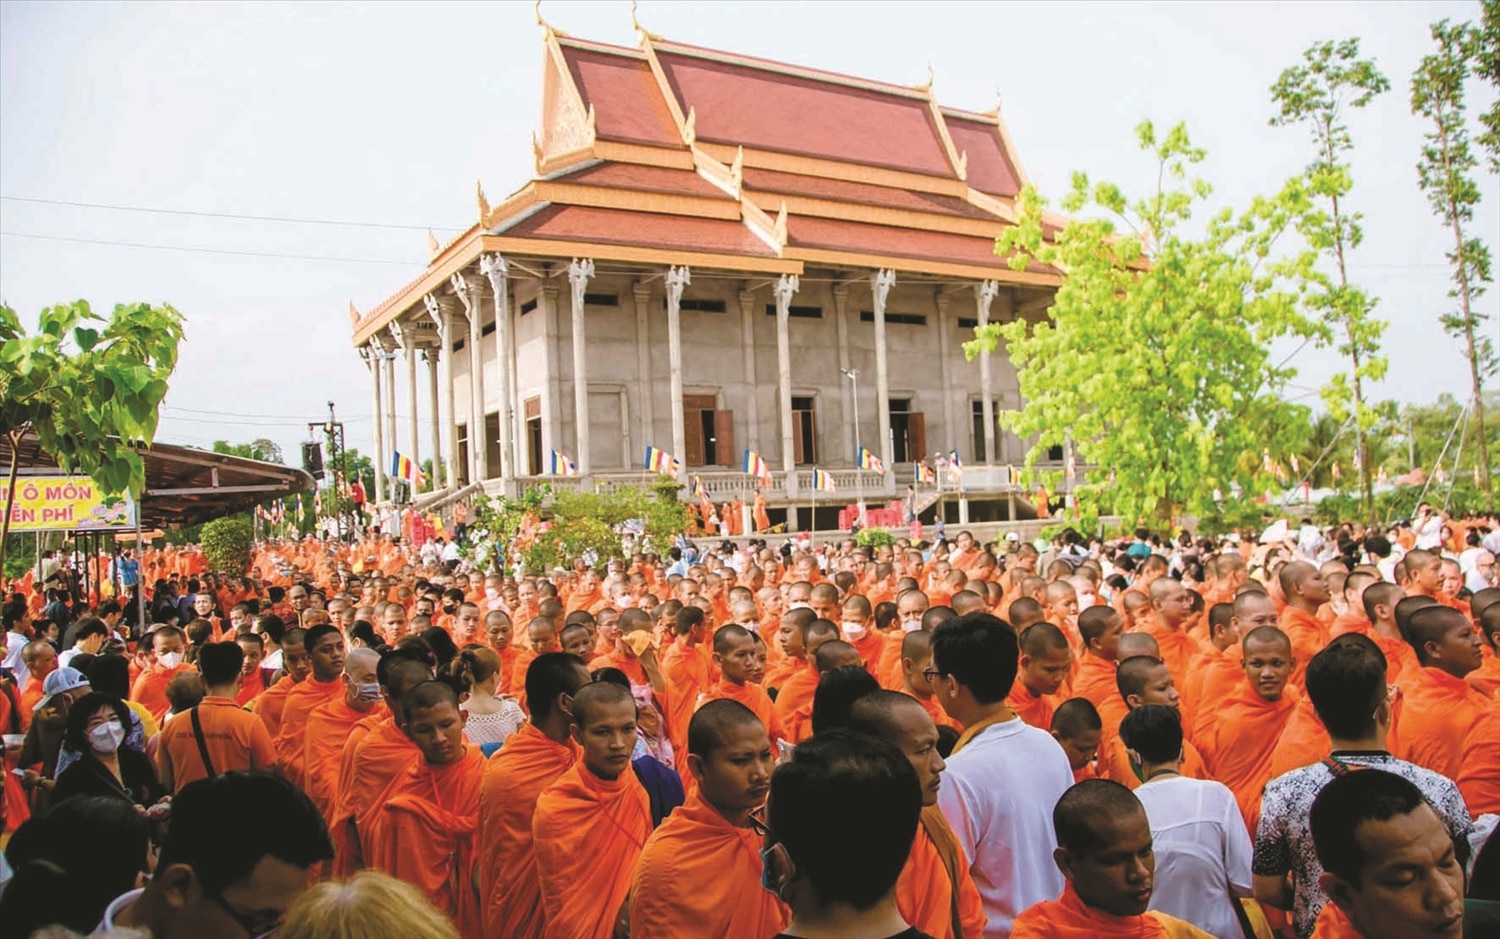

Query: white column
left=833, top=283, right=852, bottom=463
left=364, top=345, right=386, bottom=504
left=738, top=289, right=760, bottom=453
left=425, top=349, right=441, bottom=491
left=481, top=254, right=515, bottom=480
left=665, top=266, right=690, bottom=463
left=568, top=259, right=595, bottom=475
left=422, top=293, right=460, bottom=490
left=774, top=273, right=800, bottom=497
left=452, top=273, right=487, bottom=482
left=936, top=290, right=954, bottom=458
left=977, top=280, right=999, bottom=465
left=992, top=287, right=1015, bottom=464
left=404, top=330, right=420, bottom=476
left=871, top=269, right=896, bottom=473
left=382, top=338, right=398, bottom=470
left=633, top=282, right=655, bottom=451
left=540, top=282, right=561, bottom=461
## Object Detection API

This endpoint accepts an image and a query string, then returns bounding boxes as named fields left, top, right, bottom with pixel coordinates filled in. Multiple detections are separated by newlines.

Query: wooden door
left=712, top=410, right=735, bottom=467
left=683, top=395, right=716, bottom=466
left=908, top=412, right=927, bottom=464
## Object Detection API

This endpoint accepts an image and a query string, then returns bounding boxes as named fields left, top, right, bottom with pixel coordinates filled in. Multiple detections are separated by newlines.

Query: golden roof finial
left=913, top=61, right=934, bottom=94
left=535, top=1, right=567, bottom=37
left=631, top=1, right=662, bottom=42
left=980, top=87, right=1002, bottom=118
left=427, top=230, right=441, bottom=257
left=476, top=180, right=491, bottom=223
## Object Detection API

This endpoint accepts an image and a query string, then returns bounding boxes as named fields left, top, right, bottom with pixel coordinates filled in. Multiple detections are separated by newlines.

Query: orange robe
left=1006, top=686, right=1058, bottom=730
left=235, top=668, right=267, bottom=708
left=1203, top=680, right=1298, bottom=832
left=771, top=662, right=819, bottom=744
left=327, top=712, right=384, bottom=877
left=251, top=674, right=299, bottom=740
left=1328, top=609, right=1371, bottom=638
left=1070, top=652, right=1117, bottom=710
left=1097, top=733, right=1209, bottom=790
left=303, top=696, right=385, bottom=824
left=17, top=677, right=44, bottom=731
left=1467, top=654, right=1500, bottom=698
left=699, top=678, right=782, bottom=743
left=129, top=664, right=192, bottom=724
left=659, top=641, right=711, bottom=763
left=478, top=724, right=579, bottom=939
left=848, top=631, right=884, bottom=676
left=1011, top=883, right=1208, bottom=939
left=1188, top=651, right=1247, bottom=748
left=763, top=651, right=805, bottom=694
left=332, top=716, right=421, bottom=877
left=1392, top=666, right=1490, bottom=780
left=1179, top=642, right=1238, bottom=739
left=1279, top=606, right=1329, bottom=689
left=364, top=746, right=485, bottom=937
left=876, top=632, right=907, bottom=691
left=895, top=805, right=988, bottom=939
left=1456, top=699, right=1500, bottom=816
left=273, top=675, right=345, bottom=788
left=1140, top=622, right=1196, bottom=686
left=628, top=792, right=790, bottom=939
left=1267, top=690, right=1330, bottom=780
left=493, top=645, right=518, bottom=695
left=1307, top=900, right=1361, bottom=939
left=533, top=761, right=652, bottom=939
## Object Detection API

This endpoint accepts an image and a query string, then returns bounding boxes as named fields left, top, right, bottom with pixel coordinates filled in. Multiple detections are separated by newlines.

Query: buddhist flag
left=812, top=469, right=836, bottom=493
left=858, top=447, right=884, bottom=473
left=947, top=450, right=964, bottom=483
left=692, top=475, right=713, bottom=511
left=390, top=451, right=424, bottom=486
left=644, top=446, right=681, bottom=479
left=915, top=461, right=935, bottom=484
left=742, top=449, right=773, bottom=486
left=547, top=450, right=579, bottom=477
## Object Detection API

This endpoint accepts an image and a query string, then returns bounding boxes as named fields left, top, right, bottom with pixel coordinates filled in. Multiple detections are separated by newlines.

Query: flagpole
left=809, top=482, right=816, bottom=548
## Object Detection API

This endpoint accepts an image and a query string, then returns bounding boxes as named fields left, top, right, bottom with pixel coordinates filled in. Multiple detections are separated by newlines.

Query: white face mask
left=89, top=719, right=125, bottom=754
left=157, top=651, right=184, bottom=670
left=901, top=619, right=923, bottom=633
left=842, top=622, right=868, bottom=641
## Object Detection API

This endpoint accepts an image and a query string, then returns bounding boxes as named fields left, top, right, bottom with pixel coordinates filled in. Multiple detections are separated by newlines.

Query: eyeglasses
left=748, top=806, right=774, bottom=841
left=922, top=668, right=944, bottom=684
left=207, top=892, right=281, bottom=938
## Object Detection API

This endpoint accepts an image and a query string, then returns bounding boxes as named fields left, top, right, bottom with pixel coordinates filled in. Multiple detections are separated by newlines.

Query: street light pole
left=841, top=367, right=866, bottom=527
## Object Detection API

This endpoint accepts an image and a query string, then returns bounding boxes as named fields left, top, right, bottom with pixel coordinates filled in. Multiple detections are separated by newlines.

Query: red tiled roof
left=562, top=45, right=682, bottom=148
left=563, top=162, right=728, bottom=199
left=654, top=50, right=955, bottom=178
left=788, top=216, right=1050, bottom=274
left=944, top=114, right=1020, bottom=197
left=506, top=204, right=777, bottom=257
left=741, top=168, right=988, bottom=219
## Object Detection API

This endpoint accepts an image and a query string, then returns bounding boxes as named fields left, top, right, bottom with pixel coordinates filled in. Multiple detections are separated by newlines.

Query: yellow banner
left=1, top=476, right=136, bottom=532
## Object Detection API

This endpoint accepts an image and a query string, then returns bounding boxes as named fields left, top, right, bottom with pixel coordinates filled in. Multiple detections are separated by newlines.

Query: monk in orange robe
left=1276, top=562, right=1331, bottom=689
left=1179, top=602, right=1238, bottom=735
left=772, top=618, right=838, bottom=743
left=16, top=641, right=57, bottom=730
left=1005, top=622, right=1071, bottom=730
left=1073, top=606, right=1124, bottom=709
left=1096, top=656, right=1208, bottom=788
left=1189, top=591, right=1276, bottom=746
left=841, top=595, right=885, bottom=676
left=251, top=627, right=310, bottom=740
left=1139, top=579, right=1200, bottom=688
left=273, top=624, right=347, bottom=788
left=511, top=616, right=561, bottom=714
left=533, top=681, right=653, bottom=939
left=1050, top=698, right=1103, bottom=783
left=478, top=652, right=590, bottom=939
left=1203, top=626, right=1299, bottom=832
left=898, top=629, right=960, bottom=731
left=1328, top=570, right=1376, bottom=638
left=630, top=700, right=790, bottom=938
left=129, top=626, right=193, bottom=723
left=1468, top=596, right=1500, bottom=697
left=1010, top=779, right=1213, bottom=938
left=1391, top=604, right=1489, bottom=780
left=848, top=691, right=987, bottom=939
left=328, top=656, right=429, bottom=877
left=302, top=648, right=385, bottom=826
left=659, top=606, right=712, bottom=765
left=699, top=624, right=784, bottom=743
left=233, top=633, right=269, bottom=706
left=362, top=681, right=485, bottom=936
left=1457, top=696, right=1500, bottom=816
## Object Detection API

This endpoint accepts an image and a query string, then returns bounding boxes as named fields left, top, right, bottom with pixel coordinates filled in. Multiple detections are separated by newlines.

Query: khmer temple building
left=349, top=16, right=1067, bottom=530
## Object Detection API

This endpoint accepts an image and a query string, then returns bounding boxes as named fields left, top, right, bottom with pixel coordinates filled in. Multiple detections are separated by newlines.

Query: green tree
left=1270, top=37, right=1390, bottom=518
left=1474, top=0, right=1500, bottom=173
left=968, top=121, right=1322, bottom=524
left=0, top=301, right=185, bottom=574
left=1411, top=18, right=1495, bottom=500
left=466, top=482, right=687, bottom=573
left=212, top=438, right=283, bottom=464
left=200, top=516, right=254, bottom=574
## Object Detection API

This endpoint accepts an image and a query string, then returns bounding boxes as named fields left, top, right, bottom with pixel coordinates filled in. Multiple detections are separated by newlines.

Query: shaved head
left=1053, top=779, right=1145, bottom=855
left=1117, top=632, right=1160, bottom=659
left=1020, top=621, right=1070, bottom=656
left=571, top=679, right=636, bottom=726
left=688, top=698, right=765, bottom=757
left=1007, top=597, right=1045, bottom=631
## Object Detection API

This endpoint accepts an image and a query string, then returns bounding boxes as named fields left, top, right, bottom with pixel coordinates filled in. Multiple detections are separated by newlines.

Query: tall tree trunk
left=0, top=429, right=24, bottom=580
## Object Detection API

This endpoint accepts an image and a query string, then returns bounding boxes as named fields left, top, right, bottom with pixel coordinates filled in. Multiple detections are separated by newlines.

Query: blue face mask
left=354, top=682, right=382, bottom=702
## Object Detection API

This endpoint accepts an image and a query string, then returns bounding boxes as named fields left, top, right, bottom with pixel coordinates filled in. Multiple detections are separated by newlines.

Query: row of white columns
left=361, top=257, right=1010, bottom=503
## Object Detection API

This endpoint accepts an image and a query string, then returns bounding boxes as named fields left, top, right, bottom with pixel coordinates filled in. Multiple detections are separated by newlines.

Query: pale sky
left=2, top=0, right=1496, bottom=469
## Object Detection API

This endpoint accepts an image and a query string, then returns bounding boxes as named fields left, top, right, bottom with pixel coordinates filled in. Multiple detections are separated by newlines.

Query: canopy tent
left=1, top=432, right=313, bottom=530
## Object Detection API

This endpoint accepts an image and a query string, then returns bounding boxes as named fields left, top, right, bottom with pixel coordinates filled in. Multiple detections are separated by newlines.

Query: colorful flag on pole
left=1331, top=461, right=1342, bottom=482
left=915, top=461, right=935, bottom=484
left=644, top=446, right=681, bottom=479
left=390, top=451, right=424, bottom=486
left=1290, top=453, right=1301, bottom=475
left=812, top=469, right=836, bottom=493
left=742, top=449, right=773, bottom=486
left=547, top=450, right=579, bottom=477
left=947, top=450, right=964, bottom=484
left=858, top=447, right=884, bottom=473
left=692, top=475, right=712, bottom=511
left=1065, top=451, right=1077, bottom=483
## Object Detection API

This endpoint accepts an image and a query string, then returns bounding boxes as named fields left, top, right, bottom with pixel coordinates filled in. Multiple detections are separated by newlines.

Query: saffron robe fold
left=1456, top=698, right=1500, bottom=816
left=1180, top=643, right=1239, bottom=739
left=1203, top=680, right=1299, bottom=832
left=771, top=663, right=819, bottom=744
left=1010, top=884, right=1213, bottom=939
left=659, top=641, right=710, bottom=763
left=1070, top=653, right=1117, bottom=709
left=700, top=678, right=783, bottom=743
left=1268, top=690, right=1330, bottom=780
left=303, top=697, right=385, bottom=824
left=1006, top=686, right=1059, bottom=731
left=364, top=745, right=486, bottom=938
left=478, top=724, right=579, bottom=939
left=1393, top=666, right=1490, bottom=780
left=628, top=792, right=790, bottom=939
left=533, top=761, right=653, bottom=939
left=895, top=804, right=988, bottom=939
left=1140, top=622, right=1196, bottom=687
left=251, top=674, right=299, bottom=739
left=328, top=711, right=385, bottom=878
left=330, top=716, right=420, bottom=877
left=273, top=675, right=345, bottom=787
left=1279, top=606, right=1328, bottom=689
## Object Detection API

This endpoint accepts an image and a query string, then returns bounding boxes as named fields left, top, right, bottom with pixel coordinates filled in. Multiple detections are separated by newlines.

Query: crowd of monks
left=3, top=513, right=1499, bottom=939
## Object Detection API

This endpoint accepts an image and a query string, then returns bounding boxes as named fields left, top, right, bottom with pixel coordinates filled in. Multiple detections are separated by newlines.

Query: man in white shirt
left=931, top=612, right=1074, bottom=938
left=2, top=599, right=32, bottom=687
left=1412, top=503, right=1446, bottom=551
left=1121, top=703, right=1253, bottom=938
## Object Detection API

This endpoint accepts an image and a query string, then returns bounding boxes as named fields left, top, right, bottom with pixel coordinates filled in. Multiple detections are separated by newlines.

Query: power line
left=164, top=405, right=375, bottom=421
left=0, top=195, right=459, bottom=233
left=0, top=231, right=419, bottom=266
